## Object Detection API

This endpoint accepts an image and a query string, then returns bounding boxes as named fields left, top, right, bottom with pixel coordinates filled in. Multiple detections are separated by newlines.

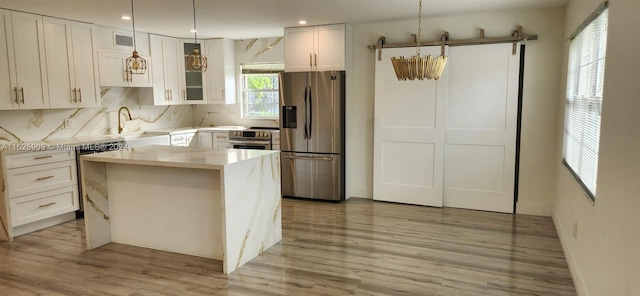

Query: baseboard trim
left=12, top=212, right=76, bottom=237
left=552, top=211, right=588, bottom=296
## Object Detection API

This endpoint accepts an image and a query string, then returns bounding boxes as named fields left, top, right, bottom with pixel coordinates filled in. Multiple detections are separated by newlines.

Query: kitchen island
left=80, top=146, right=281, bottom=274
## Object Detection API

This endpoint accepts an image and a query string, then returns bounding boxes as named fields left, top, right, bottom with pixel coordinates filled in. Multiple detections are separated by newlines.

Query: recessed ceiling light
left=121, top=15, right=131, bottom=20
left=190, top=29, right=197, bottom=33
left=298, top=20, right=307, bottom=25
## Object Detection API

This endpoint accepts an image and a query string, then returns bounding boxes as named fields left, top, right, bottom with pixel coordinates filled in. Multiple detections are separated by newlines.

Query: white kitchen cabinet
left=212, top=131, right=229, bottom=148
left=141, top=34, right=183, bottom=105
left=97, top=50, right=152, bottom=87
left=1, top=149, right=78, bottom=239
left=180, top=41, right=207, bottom=104
left=0, top=10, right=48, bottom=110
left=44, top=18, right=99, bottom=108
left=198, top=131, right=214, bottom=148
left=271, top=131, right=280, bottom=151
left=197, top=130, right=230, bottom=148
left=284, top=24, right=346, bottom=72
left=204, top=39, right=236, bottom=104
left=170, top=132, right=197, bottom=147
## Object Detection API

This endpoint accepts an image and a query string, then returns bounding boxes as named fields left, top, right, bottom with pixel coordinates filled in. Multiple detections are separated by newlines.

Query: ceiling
left=0, top=0, right=567, bottom=40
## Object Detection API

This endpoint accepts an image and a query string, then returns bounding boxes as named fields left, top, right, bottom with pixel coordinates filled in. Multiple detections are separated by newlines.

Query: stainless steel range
left=228, top=127, right=278, bottom=150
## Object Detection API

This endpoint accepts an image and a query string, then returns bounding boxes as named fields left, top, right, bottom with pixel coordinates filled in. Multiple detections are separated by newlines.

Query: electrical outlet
left=364, top=115, right=373, bottom=126
left=573, top=221, right=578, bottom=239
left=64, top=118, right=75, bottom=129
left=147, top=114, right=153, bottom=121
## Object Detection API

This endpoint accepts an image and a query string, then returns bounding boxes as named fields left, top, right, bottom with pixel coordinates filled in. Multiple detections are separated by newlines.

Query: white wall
left=553, top=0, right=640, bottom=295
left=0, top=88, right=193, bottom=143
left=193, top=37, right=284, bottom=128
left=348, top=7, right=565, bottom=216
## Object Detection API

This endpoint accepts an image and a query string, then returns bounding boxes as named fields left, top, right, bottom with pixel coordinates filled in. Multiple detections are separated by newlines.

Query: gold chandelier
left=185, top=0, right=207, bottom=72
left=126, top=0, right=147, bottom=75
left=390, top=0, right=448, bottom=81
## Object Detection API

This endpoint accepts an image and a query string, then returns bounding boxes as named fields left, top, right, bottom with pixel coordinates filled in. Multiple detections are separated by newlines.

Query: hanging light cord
left=192, top=0, right=198, bottom=44
left=416, top=0, right=422, bottom=56
left=131, top=0, right=137, bottom=51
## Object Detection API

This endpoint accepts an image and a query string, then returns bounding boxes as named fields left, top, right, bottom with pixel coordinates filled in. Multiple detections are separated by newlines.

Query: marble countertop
left=80, top=145, right=278, bottom=170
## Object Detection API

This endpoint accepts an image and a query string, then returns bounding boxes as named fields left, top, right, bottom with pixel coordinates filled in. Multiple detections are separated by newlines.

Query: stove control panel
left=229, top=130, right=272, bottom=139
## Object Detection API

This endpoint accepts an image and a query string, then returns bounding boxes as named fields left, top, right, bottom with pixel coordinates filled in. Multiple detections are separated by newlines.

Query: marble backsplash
left=0, top=88, right=193, bottom=143
left=193, top=37, right=283, bottom=129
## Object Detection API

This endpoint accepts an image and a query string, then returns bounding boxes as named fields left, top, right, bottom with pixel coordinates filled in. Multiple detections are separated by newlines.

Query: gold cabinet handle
left=13, top=87, right=18, bottom=103
left=309, top=53, right=312, bottom=67
left=38, top=202, right=57, bottom=208
left=72, top=88, right=77, bottom=102
left=20, top=87, right=24, bottom=103
left=36, top=175, right=55, bottom=181
left=165, top=89, right=169, bottom=101
left=78, top=88, right=82, bottom=102
left=170, top=89, right=173, bottom=100
left=183, top=89, right=187, bottom=101
left=34, top=155, right=53, bottom=160
left=314, top=53, right=318, bottom=67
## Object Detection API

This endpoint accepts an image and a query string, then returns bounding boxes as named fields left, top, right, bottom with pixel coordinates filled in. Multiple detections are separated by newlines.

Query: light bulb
left=192, top=58, right=201, bottom=69
left=132, top=60, right=140, bottom=70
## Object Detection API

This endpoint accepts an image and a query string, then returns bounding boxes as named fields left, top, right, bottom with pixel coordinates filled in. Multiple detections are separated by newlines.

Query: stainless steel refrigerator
left=279, top=71, right=345, bottom=201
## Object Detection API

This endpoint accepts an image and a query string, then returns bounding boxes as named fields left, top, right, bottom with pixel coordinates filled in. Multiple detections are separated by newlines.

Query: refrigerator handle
left=308, top=86, right=313, bottom=138
left=303, top=86, right=309, bottom=139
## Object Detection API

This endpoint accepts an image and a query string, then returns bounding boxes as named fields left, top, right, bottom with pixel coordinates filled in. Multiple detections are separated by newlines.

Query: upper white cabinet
left=94, top=26, right=151, bottom=88
left=44, top=18, right=99, bottom=108
left=0, top=10, right=48, bottom=110
left=204, top=39, right=236, bottom=104
left=284, top=24, right=346, bottom=72
left=180, top=40, right=207, bottom=104
left=140, top=34, right=183, bottom=105
left=97, top=50, right=152, bottom=87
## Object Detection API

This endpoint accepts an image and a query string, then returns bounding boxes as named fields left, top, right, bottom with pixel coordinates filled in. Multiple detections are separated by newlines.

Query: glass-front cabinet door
left=181, top=41, right=207, bottom=104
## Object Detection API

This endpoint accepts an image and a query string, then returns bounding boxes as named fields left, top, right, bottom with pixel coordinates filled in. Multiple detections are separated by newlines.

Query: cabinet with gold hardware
left=44, top=17, right=100, bottom=108
left=0, top=149, right=78, bottom=240
left=97, top=50, right=152, bottom=87
left=0, top=9, right=48, bottom=110
left=170, top=132, right=197, bottom=147
left=284, top=24, right=347, bottom=72
left=204, top=39, right=236, bottom=104
left=140, top=34, right=183, bottom=106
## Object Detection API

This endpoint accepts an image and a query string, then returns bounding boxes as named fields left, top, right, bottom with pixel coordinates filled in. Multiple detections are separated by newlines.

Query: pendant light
left=185, top=0, right=207, bottom=72
left=390, top=0, right=448, bottom=81
left=125, top=0, right=147, bottom=75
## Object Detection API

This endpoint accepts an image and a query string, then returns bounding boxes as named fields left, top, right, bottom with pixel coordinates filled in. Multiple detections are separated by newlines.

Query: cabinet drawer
left=10, top=186, right=78, bottom=227
left=213, top=132, right=229, bottom=140
left=170, top=135, right=186, bottom=146
left=5, top=150, right=75, bottom=169
left=6, top=160, right=77, bottom=198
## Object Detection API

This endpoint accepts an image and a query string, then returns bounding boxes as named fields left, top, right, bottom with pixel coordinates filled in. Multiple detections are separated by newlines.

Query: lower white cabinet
left=196, top=131, right=229, bottom=148
left=170, top=132, right=196, bottom=147
left=213, top=131, right=229, bottom=148
left=0, top=149, right=78, bottom=239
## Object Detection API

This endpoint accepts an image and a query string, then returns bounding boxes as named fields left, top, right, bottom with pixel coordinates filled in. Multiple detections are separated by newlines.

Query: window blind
left=563, top=8, right=608, bottom=201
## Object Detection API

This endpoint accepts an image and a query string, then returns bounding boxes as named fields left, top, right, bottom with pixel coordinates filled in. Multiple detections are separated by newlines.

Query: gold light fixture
left=125, top=0, right=147, bottom=75
left=185, top=0, right=207, bottom=72
left=390, top=0, right=448, bottom=81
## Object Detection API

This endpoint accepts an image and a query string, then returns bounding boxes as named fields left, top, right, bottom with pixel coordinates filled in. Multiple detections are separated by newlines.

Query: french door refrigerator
left=280, top=71, right=345, bottom=201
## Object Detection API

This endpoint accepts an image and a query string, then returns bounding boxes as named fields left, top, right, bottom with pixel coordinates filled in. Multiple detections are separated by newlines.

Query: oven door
left=228, top=139, right=271, bottom=150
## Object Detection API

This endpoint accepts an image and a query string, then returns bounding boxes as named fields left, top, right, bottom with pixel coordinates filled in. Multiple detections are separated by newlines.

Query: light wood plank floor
left=0, top=198, right=576, bottom=296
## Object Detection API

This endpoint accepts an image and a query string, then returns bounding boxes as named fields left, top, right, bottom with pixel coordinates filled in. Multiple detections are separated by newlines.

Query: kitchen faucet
left=117, top=106, right=132, bottom=134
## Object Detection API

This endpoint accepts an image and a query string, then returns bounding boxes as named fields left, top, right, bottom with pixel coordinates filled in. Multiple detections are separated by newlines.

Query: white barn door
left=373, top=47, right=448, bottom=207
left=443, top=43, right=520, bottom=213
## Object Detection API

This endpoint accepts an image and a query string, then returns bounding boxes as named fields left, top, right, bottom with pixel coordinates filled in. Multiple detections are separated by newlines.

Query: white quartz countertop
left=80, top=145, right=278, bottom=170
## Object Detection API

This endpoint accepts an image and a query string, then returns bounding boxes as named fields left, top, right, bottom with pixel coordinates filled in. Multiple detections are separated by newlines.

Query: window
left=563, top=7, right=608, bottom=202
left=241, top=64, right=283, bottom=119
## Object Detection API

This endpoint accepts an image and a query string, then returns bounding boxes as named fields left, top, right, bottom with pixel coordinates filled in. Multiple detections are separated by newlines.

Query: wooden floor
left=0, top=198, right=576, bottom=296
